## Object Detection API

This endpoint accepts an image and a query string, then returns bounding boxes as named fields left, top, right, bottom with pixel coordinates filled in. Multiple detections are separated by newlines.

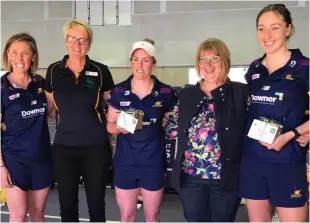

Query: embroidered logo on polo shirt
left=283, top=74, right=294, bottom=80
left=9, top=93, right=20, bottom=100
left=291, top=189, right=302, bottom=199
left=85, top=79, right=96, bottom=88
left=252, top=74, right=260, bottom=80
left=152, top=101, right=162, bottom=107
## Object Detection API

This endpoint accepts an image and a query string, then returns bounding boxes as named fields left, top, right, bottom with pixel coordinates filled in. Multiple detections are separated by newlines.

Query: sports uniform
left=239, top=49, right=309, bottom=207
left=107, top=75, right=177, bottom=191
left=1, top=73, right=53, bottom=191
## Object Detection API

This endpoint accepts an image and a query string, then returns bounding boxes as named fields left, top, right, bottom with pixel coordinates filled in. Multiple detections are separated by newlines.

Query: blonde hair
left=195, top=38, right=231, bottom=84
left=63, top=20, right=93, bottom=46
left=2, top=32, right=39, bottom=73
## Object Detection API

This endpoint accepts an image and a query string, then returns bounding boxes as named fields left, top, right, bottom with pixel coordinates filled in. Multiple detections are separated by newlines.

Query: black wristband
left=290, top=128, right=300, bottom=140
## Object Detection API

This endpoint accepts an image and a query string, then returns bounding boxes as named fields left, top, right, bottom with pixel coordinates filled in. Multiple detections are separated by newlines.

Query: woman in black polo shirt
left=45, top=20, right=114, bottom=222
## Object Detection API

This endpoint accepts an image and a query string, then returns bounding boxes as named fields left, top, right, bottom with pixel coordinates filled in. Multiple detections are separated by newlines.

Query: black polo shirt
left=45, top=55, right=115, bottom=146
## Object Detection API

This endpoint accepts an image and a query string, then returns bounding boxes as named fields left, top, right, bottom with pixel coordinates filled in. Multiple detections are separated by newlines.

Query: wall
left=2, top=1, right=309, bottom=86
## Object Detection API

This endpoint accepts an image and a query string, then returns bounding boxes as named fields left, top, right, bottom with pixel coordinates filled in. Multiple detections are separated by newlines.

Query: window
left=188, top=66, right=248, bottom=85
left=73, top=0, right=133, bottom=26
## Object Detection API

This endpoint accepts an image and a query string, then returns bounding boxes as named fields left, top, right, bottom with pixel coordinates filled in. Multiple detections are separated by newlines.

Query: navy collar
left=123, top=75, right=161, bottom=97
left=256, top=49, right=304, bottom=79
left=1, top=72, right=37, bottom=90
left=258, top=49, right=303, bottom=68
left=59, top=55, right=92, bottom=70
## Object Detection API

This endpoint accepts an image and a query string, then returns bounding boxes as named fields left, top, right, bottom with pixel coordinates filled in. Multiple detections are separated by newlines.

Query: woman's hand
left=162, top=113, right=171, bottom=127
left=258, top=131, right=293, bottom=151
left=117, top=126, right=130, bottom=134
left=1, top=123, right=6, bottom=131
left=1, top=166, right=12, bottom=188
left=295, top=133, right=309, bottom=147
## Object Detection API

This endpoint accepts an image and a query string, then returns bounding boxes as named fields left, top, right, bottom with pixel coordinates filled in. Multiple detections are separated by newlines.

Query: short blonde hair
left=2, top=32, right=39, bottom=73
left=63, top=20, right=93, bottom=46
left=195, top=38, right=231, bottom=84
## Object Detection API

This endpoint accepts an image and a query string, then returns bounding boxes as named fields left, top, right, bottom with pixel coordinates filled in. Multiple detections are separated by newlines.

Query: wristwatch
left=290, top=128, right=300, bottom=140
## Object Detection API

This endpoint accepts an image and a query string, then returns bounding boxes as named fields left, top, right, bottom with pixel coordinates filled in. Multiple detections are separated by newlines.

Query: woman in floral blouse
left=166, top=38, right=249, bottom=222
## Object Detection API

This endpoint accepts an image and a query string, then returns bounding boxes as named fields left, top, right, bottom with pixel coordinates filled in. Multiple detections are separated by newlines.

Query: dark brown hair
left=256, top=4, right=294, bottom=39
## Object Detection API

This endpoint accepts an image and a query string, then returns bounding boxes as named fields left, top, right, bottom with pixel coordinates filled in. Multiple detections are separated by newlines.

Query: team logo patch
left=120, top=101, right=131, bottom=106
left=152, top=101, right=162, bottom=107
left=283, top=74, right=294, bottom=80
left=9, top=93, right=20, bottom=100
left=291, top=190, right=302, bottom=199
left=252, top=74, right=260, bottom=80
left=37, top=88, right=43, bottom=93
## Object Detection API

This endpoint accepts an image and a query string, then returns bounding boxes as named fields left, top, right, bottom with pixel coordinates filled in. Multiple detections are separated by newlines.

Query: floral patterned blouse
left=166, top=96, right=221, bottom=179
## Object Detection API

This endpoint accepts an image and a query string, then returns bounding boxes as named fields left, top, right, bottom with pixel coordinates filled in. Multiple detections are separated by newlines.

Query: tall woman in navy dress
left=106, top=38, right=177, bottom=222
left=1, top=33, right=53, bottom=222
left=239, top=4, right=309, bottom=222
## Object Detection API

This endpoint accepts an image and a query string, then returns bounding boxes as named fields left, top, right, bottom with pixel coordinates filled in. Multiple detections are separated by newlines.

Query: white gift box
left=117, top=111, right=138, bottom=134
left=248, top=119, right=282, bottom=144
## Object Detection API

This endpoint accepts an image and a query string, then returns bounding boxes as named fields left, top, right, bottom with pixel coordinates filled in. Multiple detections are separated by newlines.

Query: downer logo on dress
left=21, top=107, right=45, bottom=118
left=251, top=92, right=283, bottom=105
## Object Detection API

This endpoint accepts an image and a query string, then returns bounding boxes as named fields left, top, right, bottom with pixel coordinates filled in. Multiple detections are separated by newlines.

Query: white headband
left=129, top=41, right=156, bottom=58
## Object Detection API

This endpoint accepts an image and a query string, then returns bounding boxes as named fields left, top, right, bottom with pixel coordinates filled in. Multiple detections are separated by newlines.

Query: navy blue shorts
left=114, top=167, right=165, bottom=191
left=4, top=153, right=53, bottom=191
left=239, top=158, right=308, bottom=208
